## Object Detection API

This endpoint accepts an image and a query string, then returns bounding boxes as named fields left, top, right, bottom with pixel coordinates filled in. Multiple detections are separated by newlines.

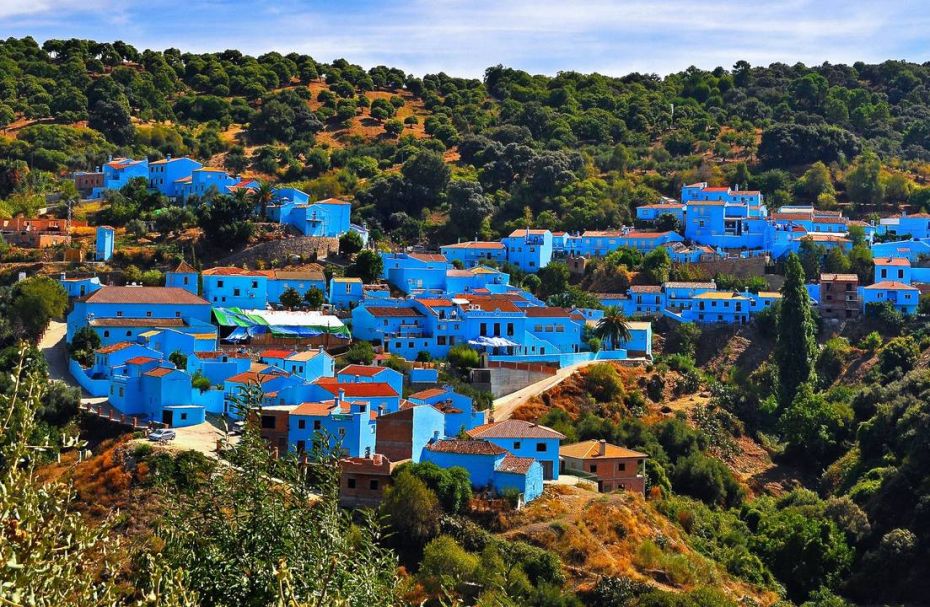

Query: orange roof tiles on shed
left=426, top=439, right=507, bottom=456
left=292, top=401, right=337, bottom=416
left=97, top=342, right=135, bottom=354
left=467, top=419, right=565, bottom=440
left=873, top=257, right=911, bottom=266
left=338, top=364, right=388, bottom=377
left=408, top=387, right=448, bottom=400
left=365, top=306, right=424, bottom=318
left=124, top=356, right=158, bottom=366
left=85, top=286, right=209, bottom=306
left=260, top=349, right=298, bottom=360
left=559, top=439, right=648, bottom=459
left=864, top=281, right=919, bottom=291
left=201, top=266, right=275, bottom=277
left=496, top=454, right=536, bottom=474
left=317, top=382, right=398, bottom=397
left=144, top=367, right=176, bottom=378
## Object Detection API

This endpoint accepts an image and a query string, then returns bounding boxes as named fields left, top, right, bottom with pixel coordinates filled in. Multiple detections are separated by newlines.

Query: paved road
left=39, top=320, right=106, bottom=405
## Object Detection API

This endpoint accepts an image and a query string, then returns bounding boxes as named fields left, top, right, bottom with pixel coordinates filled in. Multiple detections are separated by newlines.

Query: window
left=296, top=440, right=305, bottom=452
left=218, top=280, right=224, bottom=288
left=103, top=330, right=110, bottom=337
left=589, top=464, right=597, bottom=473
left=618, top=462, right=626, bottom=472
left=313, top=420, right=321, bottom=430
left=298, top=419, right=306, bottom=430
left=347, top=477, right=356, bottom=489
left=536, top=442, right=546, bottom=452
left=180, top=413, right=187, bottom=421
left=369, top=480, right=379, bottom=490
left=338, top=428, right=346, bottom=437
left=252, top=281, right=258, bottom=289
left=513, top=441, right=521, bottom=449
left=116, top=311, right=123, bottom=317
left=234, top=288, right=241, bottom=297
left=146, top=311, right=152, bottom=317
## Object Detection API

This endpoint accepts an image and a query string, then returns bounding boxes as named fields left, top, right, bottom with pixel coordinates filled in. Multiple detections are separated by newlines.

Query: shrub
left=69, top=326, right=101, bottom=367
left=672, top=452, right=745, bottom=508
left=585, top=363, right=624, bottom=403
left=344, top=340, right=375, bottom=364
left=858, top=331, right=882, bottom=351
left=879, top=335, right=920, bottom=376
left=665, top=323, right=701, bottom=357
left=816, top=337, right=852, bottom=387
left=447, top=344, right=480, bottom=371
left=646, top=373, right=665, bottom=402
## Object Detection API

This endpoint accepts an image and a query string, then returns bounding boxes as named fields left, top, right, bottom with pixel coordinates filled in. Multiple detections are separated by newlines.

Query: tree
left=796, top=161, right=835, bottom=200
left=775, top=254, right=816, bottom=406
left=10, top=276, right=67, bottom=342
left=665, top=322, right=701, bottom=357
left=879, top=336, right=920, bottom=376
left=197, top=194, right=255, bottom=249
left=537, top=262, right=570, bottom=300
left=798, top=238, right=825, bottom=280
left=303, top=287, right=324, bottom=309
left=403, top=462, right=472, bottom=514
left=347, top=249, right=383, bottom=283
left=447, top=180, right=494, bottom=235
left=345, top=341, right=375, bottom=364
left=641, top=246, right=672, bottom=284
left=671, top=452, right=744, bottom=507
left=339, top=230, right=363, bottom=256
left=279, top=287, right=302, bottom=309
left=778, top=382, right=851, bottom=464
left=381, top=468, right=440, bottom=552
left=69, top=326, right=101, bottom=367
left=447, top=344, right=480, bottom=371
left=585, top=363, right=625, bottom=403
left=402, top=150, right=450, bottom=209
left=88, top=99, right=134, bottom=145
left=250, top=180, right=275, bottom=218
left=168, top=350, right=187, bottom=370
left=593, top=306, right=631, bottom=350
left=823, top=247, right=851, bottom=274
left=845, top=151, right=885, bottom=207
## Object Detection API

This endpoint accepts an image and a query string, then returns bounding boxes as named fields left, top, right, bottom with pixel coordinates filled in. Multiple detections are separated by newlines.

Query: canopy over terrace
left=214, top=308, right=350, bottom=344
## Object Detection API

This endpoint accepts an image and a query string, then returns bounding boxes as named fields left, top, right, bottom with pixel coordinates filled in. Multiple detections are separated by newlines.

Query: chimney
left=166, top=153, right=172, bottom=161
left=598, top=439, right=606, bottom=456
left=432, top=430, right=440, bottom=441
left=364, top=446, right=371, bottom=458
left=378, top=405, right=385, bottom=417
left=60, top=272, right=66, bottom=281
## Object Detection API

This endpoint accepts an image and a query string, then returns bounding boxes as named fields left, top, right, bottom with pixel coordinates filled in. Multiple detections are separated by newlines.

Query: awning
left=214, top=307, right=350, bottom=339
left=468, top=336, right=519, bottom=348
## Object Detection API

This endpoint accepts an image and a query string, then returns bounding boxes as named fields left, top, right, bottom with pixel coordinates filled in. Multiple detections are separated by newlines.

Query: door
left=541, top=461, right=553, bottom=480
left=161, top=410, right=173, bottom=426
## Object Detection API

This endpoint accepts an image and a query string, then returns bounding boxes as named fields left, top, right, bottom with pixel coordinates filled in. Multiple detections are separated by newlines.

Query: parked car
left=148, top=429, right=176, bottom=442
left=228, top=421, right=246, bottom=436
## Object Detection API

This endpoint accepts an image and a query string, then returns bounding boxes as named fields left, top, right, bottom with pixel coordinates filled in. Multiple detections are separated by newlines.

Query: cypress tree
left=775, top=253, right=817, bottom=406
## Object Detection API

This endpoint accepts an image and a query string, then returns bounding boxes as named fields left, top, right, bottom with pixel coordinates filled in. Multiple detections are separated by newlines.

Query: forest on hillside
left=7, top=36, right=930, bottom=607
left=4, top=36, right=930, bottom=246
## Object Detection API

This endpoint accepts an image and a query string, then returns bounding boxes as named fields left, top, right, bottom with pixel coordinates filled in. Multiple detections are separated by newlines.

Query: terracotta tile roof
left=441, top=241, right=505, bottom=250
left=821, top=274, right=858, bottom=282
left=559, top=439, right=648, bottom=459
left=874, top=257, right=911, bottom=267
left=460, top=297, right=522, bottom=313
left=416, top=298, right=454, bottom=308
left=623, top=231, right=676, bottom=239
left=813, top=217, right=847, bottom=224
left=226, top=370, right=287, bottom=384
left=144, top=367, right=176, bottom=378
left=756, top=291, right=782, bottom=298
left=508, top=229, right=550, bottom=237
left=664, top=282, right=716, bottom=289
left=365, top=306, right=423, bottom=318
left=287, top=350, right=322, bottom=362
left=172, top=260, right=197, bottom=273
left=524, top=306, right=574, bottom=318
left=97, top=342, right=135, bottom=354
left=332, top=277, right=363, bottom=283
left=582, top=230, right=625, bottom=238
left=201, top=266, right=275, bottom=277
left=702, top=187, right=730, bottom=192
left=630, top=285, right=662, bottom=293
left=315, top=197, right=352, bottom=205
left=467, top=419, right=565, bottom=440
left=865, top=281, right=919, bottom=291
left=408, top=253, right=447, bottom=263
left=426, top=439, right=507, bottom=456
left=193, top=351, right=250, bottom=359
left=687, top=200, right=726, bottom=206
left=693, top=291, right=749, bottom=300
left=273, top=269, right=325, bottom=281
left=496, top=454, right=536, bottom=474
left=124, top=356, right=158, bottom=366
left=409, top=387, right=448, bottom=400
left=260, top=349, right=297, bottom=360
left=89, top=318, right=187, bottom=328
left=317, top=382, right=398, bottom=397
left=804, top=234, right=850, bottom=243
left=446, top=269, right=475, bottom=278
left=638, top=203, right=684, bottom=210
left=85, top=286, right=209, bottom=306
left=292, top=401, right=337, bottom=416
left=338, top=364, right=387, bottom=377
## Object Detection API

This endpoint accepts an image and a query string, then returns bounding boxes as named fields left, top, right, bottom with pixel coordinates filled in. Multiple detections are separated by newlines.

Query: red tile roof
left=97, top=342, right=134, bottom=354
left=260, top=349, right=297, bottom=360
left=524, top=306, right=574, bottom=318
left=865, top=281, right=919, bottom=291
left=338, top=364, right=387, bottom=377
left=124, top=356, right=158, bottom=366
left=226, top=370, right=287, bottom=384
left=426, top=439, right=507, bottom=456
left=409, top=387, right=448, bottom=400
left=292, top=401, right=337, bottom=416
left=317, top=382, right=398, bottom=397
left=508, top=229, right=550, bottom=237
left=144, top=367, right=176, bottom=378
left=467, top=419, right=565, bottom=440
left=85, top=286, right=209, bottom=306
left=408, top=253, right=447, bottom=263
left=874, top=257, right=911, bottom=267
left=172, top=260, right=197, bottom=273
left=559, top=439, right=648, bottom=459
left=365, top=306, right=423, bottom=318
left=496, top=454, right=536, bottom=474
left=623, top=231, right=676, bottom=239
left=416, top=298, right=454, bottom=308
left=201, top=267, right=275, bottom=277
left=441, top=241, right=505, bottom=250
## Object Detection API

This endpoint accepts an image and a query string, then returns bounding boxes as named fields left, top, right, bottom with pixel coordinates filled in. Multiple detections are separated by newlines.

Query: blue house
left=502, top=229, right=553, bottom=272
left=328, top=277, right=364, bottom=309
left=109, top=361, right=204, bottom=427
left=440, top=241, right=508, bottom=267
left=187, top=351, right=252, bottom=387
left=58, top=275, right=102, bottom=298
left=635, top=202, right=685, bottom=223
left=223, top=369, right=302, bottom=419
left=879, top=212, right=930, bottom=239
left=577, top=230, right=683, bottom=256
left=201, top=267, right=270, bottom=309
left=408, top=386, right=486, bottom=437
left=148, top=156, right=203, bottom=199
left=381, top=252, right=449, bottom=294
left=96, top=226, right=115, bottom=261
left=871, top=238, right=930, bottom=262
left=337, top=364, right=404, bottom=396
left=422, top=439, right=544, bottom=503
left=682, top=292, right=751, bottom=325
left=466, top=419, right=564, bottom=480
left=288, top=398, right=376, bottom=458
left=375, top=404, right=446, bottom=463
left=874, top=257, right=912, bottom=284
left=681, top=183, right=768, bottom=250
left=258, top=348, right=334, bottom=382
left=165, top=261, right=199, bottom=295
left=268, top=269, right=327, bottom=305
left=177, top=167, right=238, bottom=202
left=290, top=198, right=352, bottom=237
left=625, top=285, right=663, bottom=316
left=314, top=381, right=401, bottom=415
left=444, top=266, right=510, bottom=295
left=93, top=157, right=148, bottom=198
left=66, top=286, right=212, bottom=344
left=623, top=322, right=653, bottom=358
left=862, top=281, right=919, bottom=315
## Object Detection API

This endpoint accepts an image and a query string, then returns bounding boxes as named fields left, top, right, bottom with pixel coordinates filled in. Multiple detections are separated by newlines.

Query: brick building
left=559, top=439, right=648, bottom=494
left=819, top=273, right=860, bottom=320
left=338, top=454, right=397, bottom=507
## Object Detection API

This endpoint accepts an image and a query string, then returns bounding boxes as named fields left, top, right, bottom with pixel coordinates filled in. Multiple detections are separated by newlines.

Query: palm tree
left=594, top=306, right=631, bottom=350
left=250, top=181, right=275, bottom=219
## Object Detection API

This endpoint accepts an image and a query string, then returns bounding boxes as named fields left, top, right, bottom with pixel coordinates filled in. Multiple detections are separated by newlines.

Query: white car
left=148, top=429, right=176, bottom=442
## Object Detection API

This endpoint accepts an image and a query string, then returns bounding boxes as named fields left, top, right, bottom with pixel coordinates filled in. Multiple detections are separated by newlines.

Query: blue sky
left=3, top=0, right=929, bottom=78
